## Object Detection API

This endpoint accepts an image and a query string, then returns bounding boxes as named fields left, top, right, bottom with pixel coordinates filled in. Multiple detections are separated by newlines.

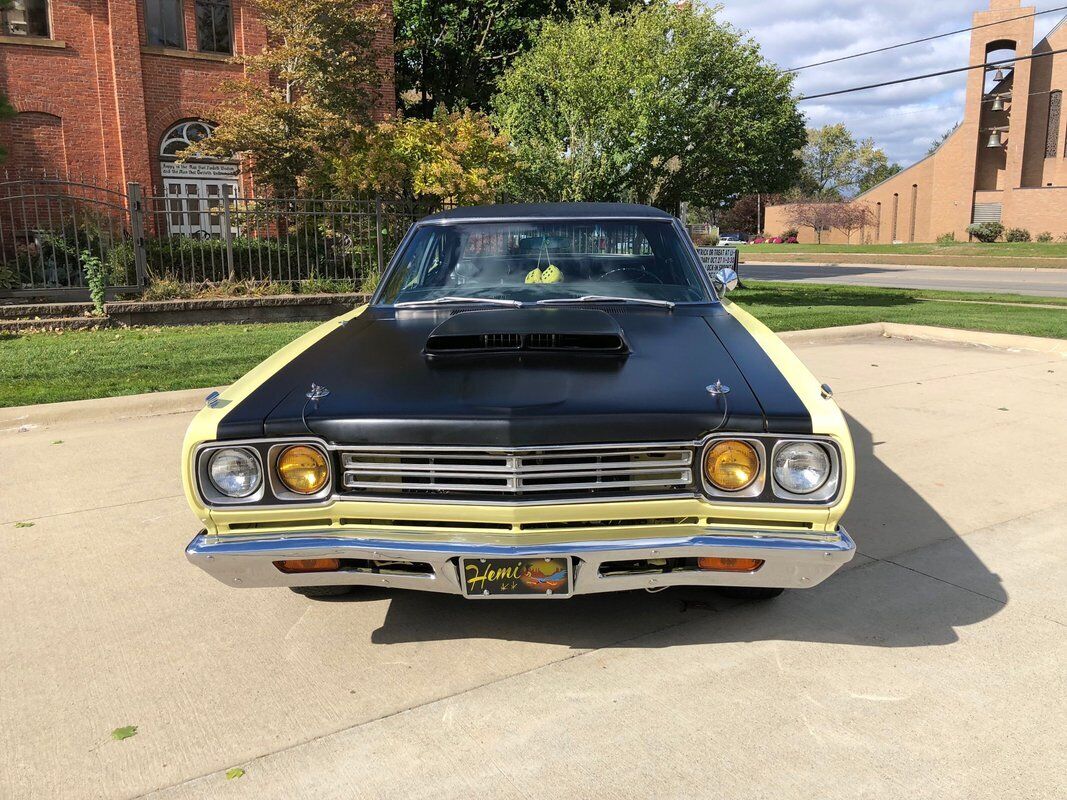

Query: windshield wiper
left=394, top=296, right=523, bottom=308
left=536, top=295, right=675, bottom=309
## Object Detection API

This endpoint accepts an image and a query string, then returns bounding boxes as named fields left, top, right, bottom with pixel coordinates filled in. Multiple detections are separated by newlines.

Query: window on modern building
left=145, top=0, right=184, bottom=48
left=2, top=0, right=50, bottom=38
left=196, top=0, right=232, bottom=54
left=1047, top=90, right=1062, bottom=158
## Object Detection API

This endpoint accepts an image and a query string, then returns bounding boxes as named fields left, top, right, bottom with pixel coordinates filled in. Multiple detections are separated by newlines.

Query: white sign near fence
left=696, top=246, right=739, bottom=273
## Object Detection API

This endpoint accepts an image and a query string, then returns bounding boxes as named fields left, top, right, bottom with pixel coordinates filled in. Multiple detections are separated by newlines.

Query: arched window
left=158, top=121, right=239, bottom=238
left=160, top=120, right=216, bottom=158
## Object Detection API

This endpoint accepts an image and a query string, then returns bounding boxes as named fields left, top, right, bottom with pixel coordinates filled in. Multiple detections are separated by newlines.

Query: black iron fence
left=0, top=176, right=443, bottom=296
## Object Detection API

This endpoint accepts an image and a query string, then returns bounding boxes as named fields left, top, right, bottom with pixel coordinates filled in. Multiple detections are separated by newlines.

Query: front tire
left=717, top=586, right=785, bottom=601
left=289, top=585, right=356, bottom=598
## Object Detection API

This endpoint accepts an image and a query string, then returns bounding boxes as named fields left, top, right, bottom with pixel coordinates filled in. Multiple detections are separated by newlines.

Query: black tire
left=289, top=585, right=356, bottom=598
left=716, top=586, right=786, bottom=601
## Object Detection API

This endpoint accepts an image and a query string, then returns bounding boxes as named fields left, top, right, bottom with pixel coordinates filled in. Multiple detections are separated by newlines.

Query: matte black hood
left=217, top=305, right=812, bottom=446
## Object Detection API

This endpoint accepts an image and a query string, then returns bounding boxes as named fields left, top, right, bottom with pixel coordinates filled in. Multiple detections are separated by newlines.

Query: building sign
left=696, top=246, right=739, bottom=273
left=161, top=161, right=240, bottom=179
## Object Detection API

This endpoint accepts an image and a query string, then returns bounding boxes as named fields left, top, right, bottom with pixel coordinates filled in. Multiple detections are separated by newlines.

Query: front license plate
left=461, top=556, right=572, bottom=598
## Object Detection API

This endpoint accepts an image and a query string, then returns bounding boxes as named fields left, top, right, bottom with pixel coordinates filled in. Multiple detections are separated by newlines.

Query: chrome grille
left=340, top=444, right=694, bottom=497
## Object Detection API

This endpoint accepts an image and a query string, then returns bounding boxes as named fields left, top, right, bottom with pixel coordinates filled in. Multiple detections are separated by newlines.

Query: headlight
left=704, top=440, right=760, bottom=492
left=773, top=442, right=831, bottom=495
left=207, top=448, right=262, bottom=498
left=276, top=445, right=330, bottom=495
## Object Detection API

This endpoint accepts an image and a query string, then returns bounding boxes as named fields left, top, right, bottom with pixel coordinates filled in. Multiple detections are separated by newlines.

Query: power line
left=798, top=47, right=1067, bottom=101
left=787, top=4, right=1067, bottom=72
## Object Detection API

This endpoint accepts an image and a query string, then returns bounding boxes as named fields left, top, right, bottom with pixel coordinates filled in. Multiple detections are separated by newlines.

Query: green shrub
left=1036, top=231, right=1054, bottom=243
left=0, top=260, right=16, bottom=290
left=781, top=228, right=799, bottom=239
left=359, top=271, right=381, bottom=295
left=966, top=222, right=1004, bottom=243
left=936, top=232, right=956, bottom=245
left=300, top=277, right=357, bottom=294
left=143, top=235, right=377, bottom=285
left=1004, top=227, right=1031, bottom=243
left=81, top=250, right=107, bottom=316
left=690, top=232, right=719, bottom=246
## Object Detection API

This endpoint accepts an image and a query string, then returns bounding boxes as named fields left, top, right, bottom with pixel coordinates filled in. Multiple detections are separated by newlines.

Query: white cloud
left=713, top=0, right=1061, bottom=165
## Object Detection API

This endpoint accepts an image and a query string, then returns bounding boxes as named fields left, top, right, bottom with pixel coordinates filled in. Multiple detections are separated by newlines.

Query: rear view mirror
left=713, top=267, right=739, bottom=295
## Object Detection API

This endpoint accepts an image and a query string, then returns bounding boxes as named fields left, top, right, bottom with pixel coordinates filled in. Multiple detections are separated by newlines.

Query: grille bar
left=340, top=445, right=694, bottom=497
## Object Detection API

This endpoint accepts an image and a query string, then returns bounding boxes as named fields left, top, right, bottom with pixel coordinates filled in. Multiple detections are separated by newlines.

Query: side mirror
left=713, top=267, right=739, bottom=295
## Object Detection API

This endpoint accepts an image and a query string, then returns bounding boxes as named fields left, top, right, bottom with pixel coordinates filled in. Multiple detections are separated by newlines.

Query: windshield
left=376, top=220, right=711, bottom=305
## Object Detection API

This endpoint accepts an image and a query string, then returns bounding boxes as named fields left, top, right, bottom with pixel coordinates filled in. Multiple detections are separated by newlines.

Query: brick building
left=765, top=0, right=1067, bottom=244
left=0, top=0, right=395, bottom=202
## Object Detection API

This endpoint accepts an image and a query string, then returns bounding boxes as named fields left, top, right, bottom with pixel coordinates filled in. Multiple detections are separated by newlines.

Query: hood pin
left=306, top=383, right=330, bottom=408
left=706, top=380, right=730, bottom=398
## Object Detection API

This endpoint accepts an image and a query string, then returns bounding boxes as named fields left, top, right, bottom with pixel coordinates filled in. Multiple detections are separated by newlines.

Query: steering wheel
left=597, top=267, right=664, bottom=285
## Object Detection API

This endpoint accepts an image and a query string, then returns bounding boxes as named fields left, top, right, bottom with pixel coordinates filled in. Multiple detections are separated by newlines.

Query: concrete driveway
left=741, top=262, right=1067, bottom=297
left=2, top=330, right=1065, bottom=799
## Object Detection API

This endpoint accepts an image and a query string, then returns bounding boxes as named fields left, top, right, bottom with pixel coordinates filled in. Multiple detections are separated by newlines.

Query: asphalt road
left=2, top=333, right=1066, bottom=799
left=741, top=261, right=1067, bottom=297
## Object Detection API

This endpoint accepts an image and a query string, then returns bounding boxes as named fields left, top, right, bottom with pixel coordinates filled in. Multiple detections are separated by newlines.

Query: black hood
left=216, top=305, right=811, bottom=446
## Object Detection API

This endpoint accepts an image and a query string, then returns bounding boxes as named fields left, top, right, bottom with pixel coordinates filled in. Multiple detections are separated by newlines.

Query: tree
left=798, top=123, right=897, bottom=199
left=927, top=123, right=960, bottom=156
left=835, top=203, right=874, bottom=243
left=719, top=195, right=760, bottom=235
left=858, top=162, right=902, bottom=193
left=788, top=200, right=843, bottom=244
left=394, top=0, right=631, bottom=118
left=0, top=0, right=15, bottom=163
left=492, top=1, right=804, bottom=209
left=189, top=0, right=387, bottom=195
left=326, top=109, right=517, bottom=204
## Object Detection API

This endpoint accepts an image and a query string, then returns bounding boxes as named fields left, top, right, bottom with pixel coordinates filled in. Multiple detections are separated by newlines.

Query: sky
left=714, top=0, right=1062, bottom=167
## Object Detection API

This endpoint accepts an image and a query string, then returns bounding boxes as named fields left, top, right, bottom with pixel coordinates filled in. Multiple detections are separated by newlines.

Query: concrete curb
left=4, top=324, right=1064, bottom=430
left=780, top=322, right=1067, bottom=356
left=0, top=386, right=222, bottom=432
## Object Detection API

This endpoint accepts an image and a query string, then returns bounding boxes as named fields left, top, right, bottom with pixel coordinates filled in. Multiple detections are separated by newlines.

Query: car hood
left=216, top=305, right=812, bottom=446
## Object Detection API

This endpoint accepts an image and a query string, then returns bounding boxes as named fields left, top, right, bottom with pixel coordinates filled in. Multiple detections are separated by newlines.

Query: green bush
left=81, top=250, right=107, bottom=316
left=781, top=228, right=799, bottom=239
left=1037, top=231, right=1054, bottom=243
left=966, top=222, right=1004, bottom=243
left=0, top=260, right=16, bottom=290
left=936, top=232, right=956, bottom=245
left=690, top=232, right=719, bottom=246
left=1004, top=227, right=1031, bottom=243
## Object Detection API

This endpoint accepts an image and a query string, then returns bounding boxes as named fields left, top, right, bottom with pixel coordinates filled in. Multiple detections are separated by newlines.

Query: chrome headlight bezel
left=195, top=438, right=334, bottom=508
left=699, top=434, right=844, bottom=506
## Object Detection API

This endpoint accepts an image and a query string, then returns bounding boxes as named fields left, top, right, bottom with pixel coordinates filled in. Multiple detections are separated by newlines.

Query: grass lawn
left=739, top=242, right=1067, bottom=257
left=2, top=283, right=1065, bottom=407
left=736, top=241, right=1067, bottom=269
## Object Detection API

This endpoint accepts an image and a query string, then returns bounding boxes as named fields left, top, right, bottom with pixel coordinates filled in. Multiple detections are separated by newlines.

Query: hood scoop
left=425, top=308, right=630, bottom=360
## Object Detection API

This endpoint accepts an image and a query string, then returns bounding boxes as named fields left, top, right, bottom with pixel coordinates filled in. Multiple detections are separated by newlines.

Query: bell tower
left=964, top=1, right=1036, bottom=196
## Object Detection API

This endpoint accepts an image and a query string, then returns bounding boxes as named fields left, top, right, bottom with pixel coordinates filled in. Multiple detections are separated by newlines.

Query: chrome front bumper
left=186, top=527, right=856, bottom=596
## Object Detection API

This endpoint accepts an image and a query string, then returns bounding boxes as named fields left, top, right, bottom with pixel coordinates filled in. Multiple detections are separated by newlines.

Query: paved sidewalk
left=741, top=261, right=1067, bottom=296
left=1, top=336, right=1065, bottom=799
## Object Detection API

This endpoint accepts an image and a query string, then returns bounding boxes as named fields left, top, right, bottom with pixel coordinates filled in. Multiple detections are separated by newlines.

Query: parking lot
left=2, top=329, right=1065, bottom=800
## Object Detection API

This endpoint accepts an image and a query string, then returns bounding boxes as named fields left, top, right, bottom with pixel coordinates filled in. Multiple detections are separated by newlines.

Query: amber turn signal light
left=274, top=558, right=340, bottom=574
left=697, top=557, right=764, bottom=573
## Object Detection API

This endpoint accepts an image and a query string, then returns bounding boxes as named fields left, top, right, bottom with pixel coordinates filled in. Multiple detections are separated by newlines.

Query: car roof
left=419, top=203, right=676, bottom=223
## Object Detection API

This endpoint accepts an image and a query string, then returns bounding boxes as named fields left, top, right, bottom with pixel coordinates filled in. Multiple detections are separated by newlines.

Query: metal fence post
left=375, top=196, right=385, bottom=275
left=127, top=182, right=148, bottom=291
left=221, top=193, right=236, bottom=281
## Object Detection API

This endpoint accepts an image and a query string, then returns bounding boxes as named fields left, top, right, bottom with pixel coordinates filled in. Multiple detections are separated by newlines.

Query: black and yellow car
left=183, top=204, right=855, bottom=601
